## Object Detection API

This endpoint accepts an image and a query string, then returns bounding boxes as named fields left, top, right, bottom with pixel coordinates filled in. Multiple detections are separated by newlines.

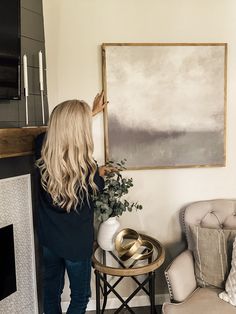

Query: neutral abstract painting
left=103, top=44, right=227, bottom=169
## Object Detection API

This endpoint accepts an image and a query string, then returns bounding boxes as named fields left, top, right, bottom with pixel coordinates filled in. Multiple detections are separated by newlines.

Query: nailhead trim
left=164, top=270, right=174, bottom=301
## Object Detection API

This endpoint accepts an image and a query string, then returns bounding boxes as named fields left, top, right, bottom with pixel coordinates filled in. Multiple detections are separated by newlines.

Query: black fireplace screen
left=0, top=224, right=17, bottom=301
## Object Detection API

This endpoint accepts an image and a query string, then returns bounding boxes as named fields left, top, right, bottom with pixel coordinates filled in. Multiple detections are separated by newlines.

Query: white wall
left=42, top=0, right=236, bottom=306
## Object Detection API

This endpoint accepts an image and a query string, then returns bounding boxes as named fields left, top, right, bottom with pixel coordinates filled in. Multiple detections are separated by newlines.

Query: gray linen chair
left=162, top=199, right=236, bottom=314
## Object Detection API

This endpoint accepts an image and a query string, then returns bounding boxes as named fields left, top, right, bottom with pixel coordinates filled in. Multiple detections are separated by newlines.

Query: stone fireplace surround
left=0, top=128, right=46, bottom=314
left=0, top=173, right=38, bottom=314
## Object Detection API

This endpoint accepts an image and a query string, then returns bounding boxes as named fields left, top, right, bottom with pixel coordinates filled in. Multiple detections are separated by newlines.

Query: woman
left=35, top=93, right=108, bottom=314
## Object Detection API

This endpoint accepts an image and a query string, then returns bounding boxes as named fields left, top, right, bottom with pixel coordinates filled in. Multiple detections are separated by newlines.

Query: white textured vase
left=97, top=217, right=120, bottom=251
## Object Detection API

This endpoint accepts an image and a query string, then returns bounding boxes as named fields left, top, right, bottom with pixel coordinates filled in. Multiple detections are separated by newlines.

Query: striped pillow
left=219, top=236, right=236, bottom=306
left=189, top=225, right=236, bottom=289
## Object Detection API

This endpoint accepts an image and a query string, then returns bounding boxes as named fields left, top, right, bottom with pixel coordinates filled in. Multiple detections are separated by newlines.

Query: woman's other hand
left=98, top=165, right=118, bottom=177
left=92, top=91, right=108, bottom=116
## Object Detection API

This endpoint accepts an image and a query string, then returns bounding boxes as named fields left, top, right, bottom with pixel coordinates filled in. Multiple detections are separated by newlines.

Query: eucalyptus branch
left=92, top=159, right=142, bottom=222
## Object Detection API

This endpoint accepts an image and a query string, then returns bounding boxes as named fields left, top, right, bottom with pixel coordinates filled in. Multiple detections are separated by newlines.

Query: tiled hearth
left=0, top=175, right=38, bottom=314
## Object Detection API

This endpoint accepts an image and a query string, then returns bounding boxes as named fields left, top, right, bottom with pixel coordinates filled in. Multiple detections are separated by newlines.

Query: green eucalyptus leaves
left=93, top=160, right=142, bottom=222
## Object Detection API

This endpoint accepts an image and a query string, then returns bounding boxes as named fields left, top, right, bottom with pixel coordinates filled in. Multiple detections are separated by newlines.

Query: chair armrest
left=165, top=250, right=197, bottom=302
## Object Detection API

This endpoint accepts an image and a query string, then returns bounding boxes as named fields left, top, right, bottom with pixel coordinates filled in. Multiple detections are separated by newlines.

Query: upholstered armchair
left=162, top=199, right=236, bottom=314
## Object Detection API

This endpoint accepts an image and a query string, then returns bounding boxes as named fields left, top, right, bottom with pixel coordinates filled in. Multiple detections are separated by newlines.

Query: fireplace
left=0, top=128, right=45, bottom=313
left=0, top=174, right=39, bottom=314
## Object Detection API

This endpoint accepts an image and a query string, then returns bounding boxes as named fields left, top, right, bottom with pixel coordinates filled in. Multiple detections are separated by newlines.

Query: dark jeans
left=42, top=246, right=91, bottom=314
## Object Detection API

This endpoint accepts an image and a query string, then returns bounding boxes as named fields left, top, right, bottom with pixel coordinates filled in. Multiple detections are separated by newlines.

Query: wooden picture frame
left=102, top=43, right=227, bottom=169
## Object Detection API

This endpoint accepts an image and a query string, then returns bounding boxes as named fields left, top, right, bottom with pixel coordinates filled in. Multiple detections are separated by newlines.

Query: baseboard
left=61, top=294, right=169, bottom=312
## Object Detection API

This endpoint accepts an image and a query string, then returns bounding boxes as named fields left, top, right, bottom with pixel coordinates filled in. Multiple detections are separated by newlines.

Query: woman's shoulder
left=35, top=132, right=46, bottom=159
left=35, top=132, right=46, bottom=144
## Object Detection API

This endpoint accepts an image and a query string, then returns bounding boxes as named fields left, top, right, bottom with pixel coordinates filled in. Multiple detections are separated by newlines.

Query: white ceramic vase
left=97, top=217, right=120, bottom=251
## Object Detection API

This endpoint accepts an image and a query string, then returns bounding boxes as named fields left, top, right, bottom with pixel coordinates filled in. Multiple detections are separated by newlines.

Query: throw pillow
left=219, top=236, right=236, bottom=306
left=189, top=225, right=236, bottom=289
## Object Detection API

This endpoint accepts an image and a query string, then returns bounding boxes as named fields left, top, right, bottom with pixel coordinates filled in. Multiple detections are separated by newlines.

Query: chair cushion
left=189, top=225, right=236, bottom=288
left=219, top=236, right=236, bottom=306
left=165, top=250, right=197, bottom=302
left=162, top=287, right=236, bottom=314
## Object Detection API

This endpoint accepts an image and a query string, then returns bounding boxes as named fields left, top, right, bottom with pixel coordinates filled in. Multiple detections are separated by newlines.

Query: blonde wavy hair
left=36, top=99, right=98, bottom=212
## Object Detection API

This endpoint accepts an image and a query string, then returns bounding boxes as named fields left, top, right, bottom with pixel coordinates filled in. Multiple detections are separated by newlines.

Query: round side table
left=92, top=234, right=165, bottom=314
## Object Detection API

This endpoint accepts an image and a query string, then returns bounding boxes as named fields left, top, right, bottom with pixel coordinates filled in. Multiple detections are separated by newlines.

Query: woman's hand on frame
left=92, top=91, right=108, bottom=116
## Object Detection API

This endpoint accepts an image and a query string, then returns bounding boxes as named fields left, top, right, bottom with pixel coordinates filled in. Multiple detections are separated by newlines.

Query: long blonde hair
left=36, top=99, right=98, bottom=212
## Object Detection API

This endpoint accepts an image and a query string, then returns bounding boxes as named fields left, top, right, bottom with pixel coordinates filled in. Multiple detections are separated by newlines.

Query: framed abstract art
left=102, top=43, right=227, bottom=169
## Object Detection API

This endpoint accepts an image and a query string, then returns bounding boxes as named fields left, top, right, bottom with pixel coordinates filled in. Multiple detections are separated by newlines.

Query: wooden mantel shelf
left=0, top=127, right=47, bottom=159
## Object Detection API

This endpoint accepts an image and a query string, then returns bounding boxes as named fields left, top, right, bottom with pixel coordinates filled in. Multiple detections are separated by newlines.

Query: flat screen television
left=0, top=0, right=21, bottom=100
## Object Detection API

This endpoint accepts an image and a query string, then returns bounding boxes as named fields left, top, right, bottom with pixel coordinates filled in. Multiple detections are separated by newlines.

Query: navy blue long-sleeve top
left=35, top=132, right=104, bottom=261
